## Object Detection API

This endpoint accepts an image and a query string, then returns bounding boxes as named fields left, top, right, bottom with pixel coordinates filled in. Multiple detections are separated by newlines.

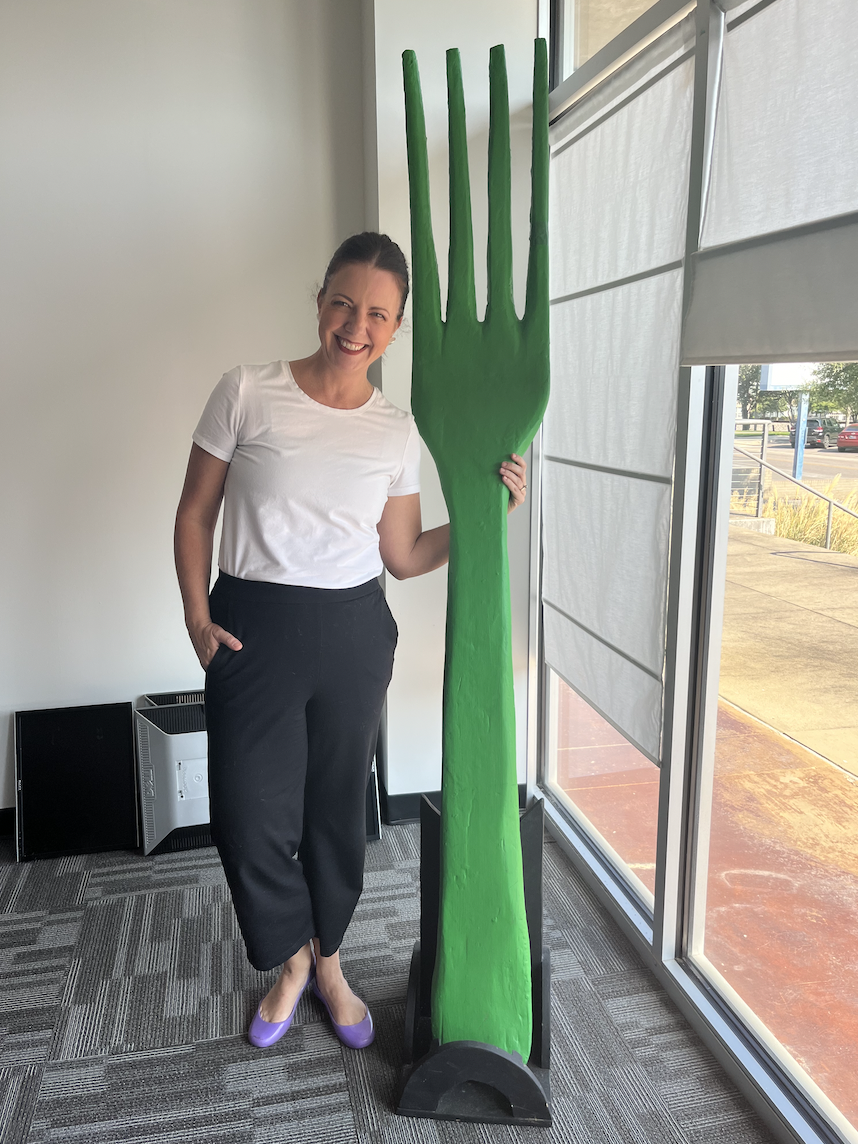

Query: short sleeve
left=388, top=417, right=422, bottom=496
left=192, top=367, right=242, bottom=462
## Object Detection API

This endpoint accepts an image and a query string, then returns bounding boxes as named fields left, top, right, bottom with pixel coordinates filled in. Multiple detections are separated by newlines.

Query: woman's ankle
left=281, top=942, right=313, bottom=980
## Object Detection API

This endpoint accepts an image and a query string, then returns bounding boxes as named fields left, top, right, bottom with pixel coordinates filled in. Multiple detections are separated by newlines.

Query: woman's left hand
left=500, top=454, right=528, bottom=514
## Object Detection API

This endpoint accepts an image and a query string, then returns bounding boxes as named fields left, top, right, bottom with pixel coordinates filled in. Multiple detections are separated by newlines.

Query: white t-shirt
left=192, top=360, right=421, bottom=589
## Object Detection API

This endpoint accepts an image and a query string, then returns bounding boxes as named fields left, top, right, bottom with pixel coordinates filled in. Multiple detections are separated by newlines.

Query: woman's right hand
left=175, top=445, right=238, bottom=670
left=189, top=621, right=243, bottom=670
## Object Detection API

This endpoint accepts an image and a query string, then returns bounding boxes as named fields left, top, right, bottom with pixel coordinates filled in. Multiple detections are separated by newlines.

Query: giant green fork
left=402, top=39, right=550, bottom=1060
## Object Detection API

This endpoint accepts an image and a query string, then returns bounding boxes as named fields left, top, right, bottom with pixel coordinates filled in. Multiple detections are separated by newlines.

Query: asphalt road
left=734, top=437, right=858, bottom=496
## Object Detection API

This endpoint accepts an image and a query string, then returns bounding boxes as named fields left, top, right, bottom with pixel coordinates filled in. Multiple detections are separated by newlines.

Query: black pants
left=205, top=572, right=397, bottom=971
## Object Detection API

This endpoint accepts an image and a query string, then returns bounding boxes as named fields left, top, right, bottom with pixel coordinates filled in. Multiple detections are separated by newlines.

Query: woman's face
left=316, top=263, right=404, bottom=377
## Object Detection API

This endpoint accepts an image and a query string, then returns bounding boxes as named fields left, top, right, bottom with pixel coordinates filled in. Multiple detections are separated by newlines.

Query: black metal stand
left=396, top=796, right=551, bottom=1127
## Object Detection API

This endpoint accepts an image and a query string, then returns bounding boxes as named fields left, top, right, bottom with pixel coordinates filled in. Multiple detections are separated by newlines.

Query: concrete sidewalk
left=719, top=527, right=858, bottom=776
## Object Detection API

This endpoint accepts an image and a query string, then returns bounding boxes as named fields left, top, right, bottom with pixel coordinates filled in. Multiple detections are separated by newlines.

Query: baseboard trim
left=0, top=807, right=14, bottom=837
left=380, top=783, right=527, bottom=825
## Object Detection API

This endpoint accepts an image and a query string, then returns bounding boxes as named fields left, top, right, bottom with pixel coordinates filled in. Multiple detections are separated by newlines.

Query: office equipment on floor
left=15, top=701, right=138, bottom=861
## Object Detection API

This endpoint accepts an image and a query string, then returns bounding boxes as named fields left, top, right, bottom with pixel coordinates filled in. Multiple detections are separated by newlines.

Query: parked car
left=788, top=416, right=842, bottom=449
left=837, top=424, right=858, bottom=452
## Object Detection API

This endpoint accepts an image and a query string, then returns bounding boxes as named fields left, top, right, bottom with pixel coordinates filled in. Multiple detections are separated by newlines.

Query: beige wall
left=364, top=0, right=539, bottom=797
left=0, top=0, right=365, bottom=806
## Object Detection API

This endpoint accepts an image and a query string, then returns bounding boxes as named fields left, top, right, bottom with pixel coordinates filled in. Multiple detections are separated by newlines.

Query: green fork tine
left=525, top=38, right=549, bottom=338
left=487, top=45, right=515, bottom=327
left=402, top=49, right=442, bottom=348
left=446, top=49, right=477, bottom=326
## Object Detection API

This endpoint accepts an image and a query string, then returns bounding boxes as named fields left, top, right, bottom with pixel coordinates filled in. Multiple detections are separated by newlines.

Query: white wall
left=0, top=0, right=539, bottom=813
left=363, top=0, right=539, bottom=796
left=0, top=0, right=365, bottom=807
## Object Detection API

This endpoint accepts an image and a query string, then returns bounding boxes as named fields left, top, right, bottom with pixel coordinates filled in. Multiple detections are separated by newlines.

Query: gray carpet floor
left=0, top=825, right=778, bottom=1143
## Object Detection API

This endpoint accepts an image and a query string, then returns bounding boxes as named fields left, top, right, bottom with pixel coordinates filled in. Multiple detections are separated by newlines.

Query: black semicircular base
left=397, top=1039, right=551, bottom=1126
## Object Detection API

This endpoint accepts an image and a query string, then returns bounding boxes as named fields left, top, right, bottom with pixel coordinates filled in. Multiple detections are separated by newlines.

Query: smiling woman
left=173, top=230, right=528, bottom=1056
left=295, top=232, right=409, bottom=400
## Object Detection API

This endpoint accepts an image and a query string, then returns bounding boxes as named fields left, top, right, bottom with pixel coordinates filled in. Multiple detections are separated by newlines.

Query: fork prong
left=446, top=49, right=476, bottom=325
left=403, top=50, right=442, bottom=336
left=486, top=44, right=514, bottom=324
left=524, top=38, right=549, bottom=330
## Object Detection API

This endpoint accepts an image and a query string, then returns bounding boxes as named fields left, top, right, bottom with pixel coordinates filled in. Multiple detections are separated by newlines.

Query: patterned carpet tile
left=49, top=889, right=275, bottom=1060
left=364, top=829, right=420, bottom=870
left=0, top=911, right=82, bottom=1068
left=550, top=977, right=688, bottom=1144
left=0, top=857, right=88, bottom=918
left=591, top=972, right=774, bottom=1141
left=82, top=849, right=227, bottom=903
left=341, top=999, right=442, bottom=1144
left=0, top=1064, right=42, bottom=1144
left=0, top=844, right=226, bottom=917
left=27, top=1027, right=353, bottom=1144
left=543, top=848, right=642, bottom=979
left=333, top=853, right=420, bottom=1012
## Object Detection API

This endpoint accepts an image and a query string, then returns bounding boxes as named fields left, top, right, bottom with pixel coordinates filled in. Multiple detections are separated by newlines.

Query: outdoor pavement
left=720, top=526, right=858, bottom=776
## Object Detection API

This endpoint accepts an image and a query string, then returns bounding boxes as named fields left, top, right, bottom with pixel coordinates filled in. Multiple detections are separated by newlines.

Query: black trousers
left=204, top=572, right=397, bottom=971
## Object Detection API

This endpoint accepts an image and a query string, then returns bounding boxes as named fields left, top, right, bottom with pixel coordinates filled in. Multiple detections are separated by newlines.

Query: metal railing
left=733, top=443, right=858, bottom=549
left=734, top=418, right=772, bottom=518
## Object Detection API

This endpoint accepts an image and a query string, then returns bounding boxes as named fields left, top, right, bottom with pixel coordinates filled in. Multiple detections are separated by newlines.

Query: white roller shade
left=544, top=22, right=694, bottom=764
left=542, top=463, right=672, bottom=680
left=683, top=213, right=858, bottom=365
left=546, top=270, right=684, bottom=478
left=701, top=0, right=858, bottom=248
left=550, top=58, right=693, bottom=297
left=683, top=0, right=858, bottom=363
left=544, top=609, right=664, bottom=762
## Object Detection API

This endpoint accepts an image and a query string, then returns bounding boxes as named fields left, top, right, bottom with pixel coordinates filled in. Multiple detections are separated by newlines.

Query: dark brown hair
left=320, top=232, right=409, bottom=319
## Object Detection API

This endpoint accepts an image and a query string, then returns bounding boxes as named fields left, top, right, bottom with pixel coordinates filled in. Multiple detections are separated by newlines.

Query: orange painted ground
left=553, top=685, right=858, bottom=1129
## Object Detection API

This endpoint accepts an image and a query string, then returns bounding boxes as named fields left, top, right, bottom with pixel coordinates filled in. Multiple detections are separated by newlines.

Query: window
left=538, top=2, right=858, bottom=1141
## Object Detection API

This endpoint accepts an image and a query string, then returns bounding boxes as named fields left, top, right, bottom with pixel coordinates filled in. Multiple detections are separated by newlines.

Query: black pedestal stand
left=396, top=796, right=551, bottom=1127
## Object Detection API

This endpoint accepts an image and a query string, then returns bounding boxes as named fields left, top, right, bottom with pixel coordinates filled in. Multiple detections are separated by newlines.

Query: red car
left=837, top=424, right=858, bottom=452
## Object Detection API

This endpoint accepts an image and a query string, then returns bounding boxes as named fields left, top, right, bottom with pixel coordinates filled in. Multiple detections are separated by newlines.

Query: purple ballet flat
left=247, top=966, right=314, bottom=1048
left=312, top=979, right=375, bottom=1049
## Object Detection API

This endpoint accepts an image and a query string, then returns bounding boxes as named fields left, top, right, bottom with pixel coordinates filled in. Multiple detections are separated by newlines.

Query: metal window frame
left=549, top=0, right=695, bottom=114
left=536, top=2, right=855, bottom=1142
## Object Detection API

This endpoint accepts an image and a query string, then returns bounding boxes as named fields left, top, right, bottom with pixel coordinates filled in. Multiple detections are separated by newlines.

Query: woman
left=174, top=232, right=527, bottom=1051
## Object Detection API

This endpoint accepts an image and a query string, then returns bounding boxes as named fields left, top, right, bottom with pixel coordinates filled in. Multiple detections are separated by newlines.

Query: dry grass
left=731, top=477, right=858, bottom=556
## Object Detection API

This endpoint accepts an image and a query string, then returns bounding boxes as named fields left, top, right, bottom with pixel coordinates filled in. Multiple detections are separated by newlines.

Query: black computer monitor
left=15, top=701, right=138, bottom=860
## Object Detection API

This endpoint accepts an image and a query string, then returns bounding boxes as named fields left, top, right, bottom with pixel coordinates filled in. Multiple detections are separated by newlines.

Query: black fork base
left=397, top=1036, right=551, bottom=1126
left=396, top=796, right=552, bottom=1127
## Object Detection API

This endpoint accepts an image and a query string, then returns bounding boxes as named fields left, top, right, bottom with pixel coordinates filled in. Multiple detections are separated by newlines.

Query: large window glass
left=544, top=669, right=659, bottom=904
left=689, top=369, right=858, bottom=1138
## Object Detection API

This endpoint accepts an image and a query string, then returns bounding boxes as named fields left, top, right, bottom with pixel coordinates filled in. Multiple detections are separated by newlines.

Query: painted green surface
left=402, top=41, right=550, bottom=1060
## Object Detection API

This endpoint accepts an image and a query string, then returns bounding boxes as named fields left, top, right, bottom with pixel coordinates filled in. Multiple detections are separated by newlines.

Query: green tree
left=756, top=391, right=788, bottom=418
left=738, top=364, right=760, bottom=419
left=755, top=388, right=799, bottom=420
left=807, top=381, right=840, bottom=415
left=812, top=362, right=858, bottom=422
left=780, top=390, right=801, bottom=420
